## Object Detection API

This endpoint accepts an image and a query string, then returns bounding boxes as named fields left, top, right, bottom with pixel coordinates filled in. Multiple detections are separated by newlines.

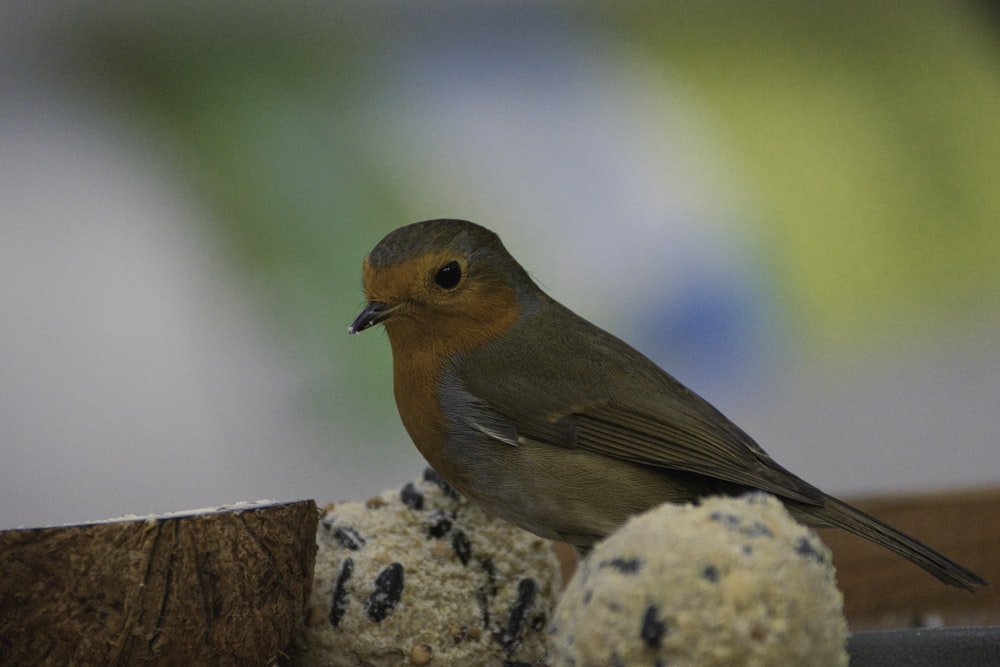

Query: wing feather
left=457, top=300, right=824, bottom=507
left=570, top=404, right=822, bottom=505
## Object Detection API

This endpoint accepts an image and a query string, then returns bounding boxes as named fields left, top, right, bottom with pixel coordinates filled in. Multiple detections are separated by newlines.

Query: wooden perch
left=0, top=500, right=319, bottom=666
left=818, top=487, right=1000, bottom=629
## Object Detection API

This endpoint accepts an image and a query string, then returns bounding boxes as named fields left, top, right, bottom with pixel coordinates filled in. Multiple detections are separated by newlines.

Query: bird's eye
left=434, top=261, right=462, bottom=289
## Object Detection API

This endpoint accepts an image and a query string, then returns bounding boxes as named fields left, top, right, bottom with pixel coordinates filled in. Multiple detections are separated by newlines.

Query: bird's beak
left=348, top=301, right=399, bottom=334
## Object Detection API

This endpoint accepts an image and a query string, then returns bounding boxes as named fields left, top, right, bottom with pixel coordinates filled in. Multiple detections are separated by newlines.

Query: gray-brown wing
left=458, top=299, right=824, bottom=506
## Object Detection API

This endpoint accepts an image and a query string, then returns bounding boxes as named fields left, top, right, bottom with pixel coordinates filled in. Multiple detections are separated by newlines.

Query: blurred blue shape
left=640, top=263, right=776, bottom=393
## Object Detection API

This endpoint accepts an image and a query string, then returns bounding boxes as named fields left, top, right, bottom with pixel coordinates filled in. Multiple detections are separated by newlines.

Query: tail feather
left=790, top=494, right=987, bottom=591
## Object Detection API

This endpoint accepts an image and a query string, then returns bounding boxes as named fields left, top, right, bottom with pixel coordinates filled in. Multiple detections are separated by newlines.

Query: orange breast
left=378, top=272, right=522, bottom=491
left=389, top=340, right=466, bottom=485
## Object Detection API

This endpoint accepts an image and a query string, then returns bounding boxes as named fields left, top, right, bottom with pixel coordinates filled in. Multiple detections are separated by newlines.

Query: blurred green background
left=2, top=2, right=998, bottom=528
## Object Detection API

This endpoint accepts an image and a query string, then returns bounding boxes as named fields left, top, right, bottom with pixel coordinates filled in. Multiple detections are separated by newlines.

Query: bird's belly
left=448, top=437, right=700, bottom=547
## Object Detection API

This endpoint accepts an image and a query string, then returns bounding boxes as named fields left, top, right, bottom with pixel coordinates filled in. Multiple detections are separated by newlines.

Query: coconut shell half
left=0, top=500, right=318, bottom=666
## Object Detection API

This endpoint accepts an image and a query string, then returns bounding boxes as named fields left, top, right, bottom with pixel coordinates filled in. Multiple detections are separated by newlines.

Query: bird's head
left=349, top=219, right=537, bottom=355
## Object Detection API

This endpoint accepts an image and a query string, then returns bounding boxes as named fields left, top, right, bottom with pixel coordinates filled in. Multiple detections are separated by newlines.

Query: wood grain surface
left=818, top=487, right=1000, bottom=629
left=0, top=500, right=319, bottom=666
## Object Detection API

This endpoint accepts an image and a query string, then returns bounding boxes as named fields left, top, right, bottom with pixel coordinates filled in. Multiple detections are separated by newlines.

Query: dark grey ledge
left=848, top=626, right=1000, bottom=666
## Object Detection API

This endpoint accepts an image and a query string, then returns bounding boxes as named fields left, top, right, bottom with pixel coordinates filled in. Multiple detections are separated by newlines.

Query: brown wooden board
left=0, top=500, right=319, bottom=666
left=817, top=487, right=1000, bottom=629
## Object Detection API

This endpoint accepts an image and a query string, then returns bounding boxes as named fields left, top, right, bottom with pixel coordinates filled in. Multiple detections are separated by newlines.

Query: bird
left=348, top=218, right=985, bottom=591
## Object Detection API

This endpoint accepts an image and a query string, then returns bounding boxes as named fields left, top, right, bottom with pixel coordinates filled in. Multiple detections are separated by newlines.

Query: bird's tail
left=789, top=493, right=987, bottom=591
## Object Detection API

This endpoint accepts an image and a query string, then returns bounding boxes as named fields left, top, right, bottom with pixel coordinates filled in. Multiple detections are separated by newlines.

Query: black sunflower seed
left=365, top=562, right=404, bottom=622
left=400, top=482, right=424, bottom=510
left=329, top=557, right=354, bottom=627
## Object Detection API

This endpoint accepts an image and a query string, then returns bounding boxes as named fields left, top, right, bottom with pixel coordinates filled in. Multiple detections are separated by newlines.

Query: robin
left=349, top=218, right=985, bottom=590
